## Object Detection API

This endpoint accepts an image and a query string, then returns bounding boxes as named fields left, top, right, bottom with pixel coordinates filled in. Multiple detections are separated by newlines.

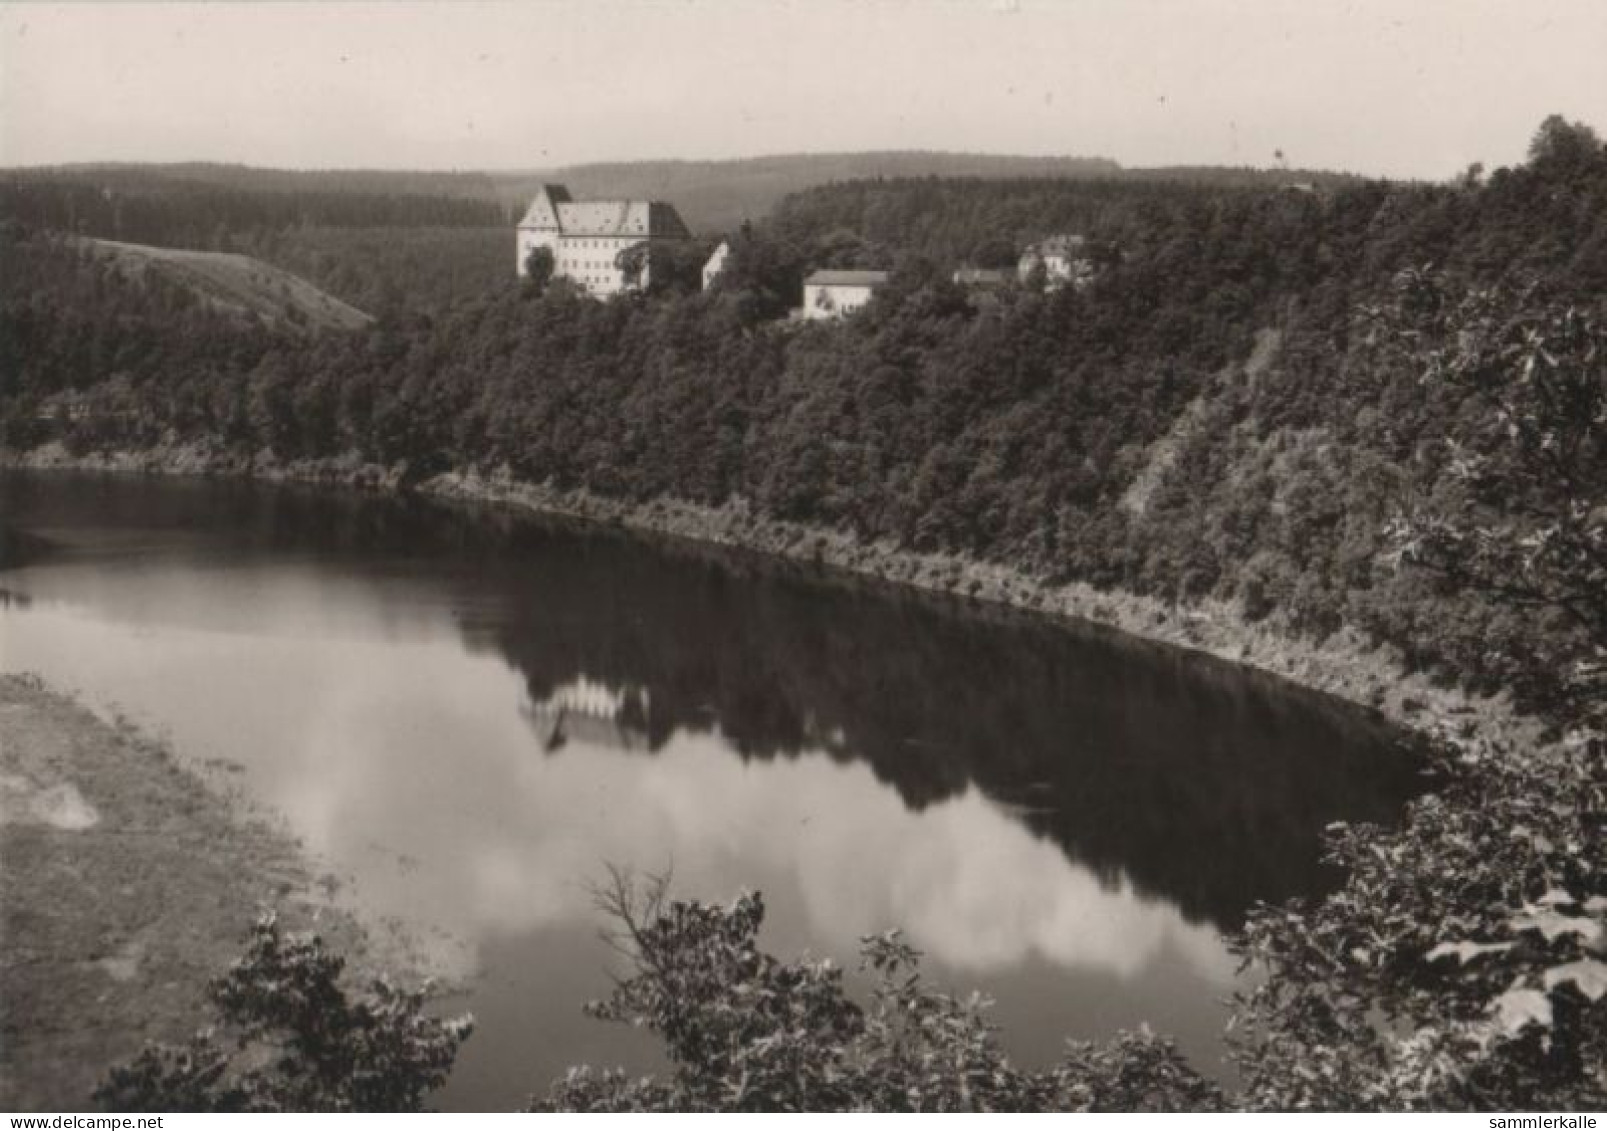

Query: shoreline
left=0, top=441, right=1534, bottom=747
left=0, top=673, right=384, bottom=1109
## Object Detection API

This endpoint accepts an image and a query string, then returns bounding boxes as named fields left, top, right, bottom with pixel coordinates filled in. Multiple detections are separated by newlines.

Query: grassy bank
left=0, top=673, right=375, bottom=1109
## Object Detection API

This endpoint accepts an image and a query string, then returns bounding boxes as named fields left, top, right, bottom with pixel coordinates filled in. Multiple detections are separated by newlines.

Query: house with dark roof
left=801, top=269, right=889, bottom=320
left=516, top=184, right=692, bottom=296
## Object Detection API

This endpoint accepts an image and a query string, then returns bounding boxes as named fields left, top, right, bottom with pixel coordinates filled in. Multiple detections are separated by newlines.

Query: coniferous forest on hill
left=2, top=117, right=1604, bottom=1110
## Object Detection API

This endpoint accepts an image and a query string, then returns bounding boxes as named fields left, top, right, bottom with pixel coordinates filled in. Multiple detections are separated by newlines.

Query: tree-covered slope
left=3, top=119, right=1603, bottom=701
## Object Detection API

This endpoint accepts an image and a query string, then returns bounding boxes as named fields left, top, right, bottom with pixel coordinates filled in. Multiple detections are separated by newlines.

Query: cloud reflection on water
left=0, top=602, right=1230, bottom=991
left=0, top=475, right=1423, bottom=1102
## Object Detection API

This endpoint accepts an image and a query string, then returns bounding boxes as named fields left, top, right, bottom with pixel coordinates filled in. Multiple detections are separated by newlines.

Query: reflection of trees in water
left=437, top=508, right=1424, bottom=930
left=0, top=525, right=55, bottom=572
left=522, top=676, right=654, bottom=752
left=1, top=475, right=1426, bottom=929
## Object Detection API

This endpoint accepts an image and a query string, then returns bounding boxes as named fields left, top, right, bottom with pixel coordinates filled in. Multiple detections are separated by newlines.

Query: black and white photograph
left=0, top=0, right=1603, bottom=1116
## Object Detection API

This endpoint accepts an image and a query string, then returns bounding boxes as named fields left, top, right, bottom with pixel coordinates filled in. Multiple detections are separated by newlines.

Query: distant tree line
left=0, top=165, right=519, bottom=313
left=0, top=175, right=505, bottom=248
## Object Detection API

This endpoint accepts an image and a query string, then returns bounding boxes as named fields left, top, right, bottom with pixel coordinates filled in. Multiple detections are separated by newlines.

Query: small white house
left=1019, top=235, right=1094, bottom=291
left=952, top=267, right=1013, bottom=289
left=702, top=240, right=731, bottom=291
left=802, top=270, right=889, bottom=320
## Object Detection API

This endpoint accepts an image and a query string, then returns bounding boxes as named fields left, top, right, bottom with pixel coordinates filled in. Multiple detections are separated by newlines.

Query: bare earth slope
left=74, top=237, right=374, bottom=331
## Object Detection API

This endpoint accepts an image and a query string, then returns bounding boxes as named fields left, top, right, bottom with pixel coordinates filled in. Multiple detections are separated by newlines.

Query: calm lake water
left=0, top=472, right=1422, bottom=1109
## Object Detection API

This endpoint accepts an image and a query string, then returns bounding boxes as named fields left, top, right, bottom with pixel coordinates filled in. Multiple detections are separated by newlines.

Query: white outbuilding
left=801, top=270, right=889, bottom=320
left=702, top=241, right=731, bottom=291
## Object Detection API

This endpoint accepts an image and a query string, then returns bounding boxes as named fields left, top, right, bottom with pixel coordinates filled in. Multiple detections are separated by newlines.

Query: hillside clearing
left=74, top=237, right=373, bottom=331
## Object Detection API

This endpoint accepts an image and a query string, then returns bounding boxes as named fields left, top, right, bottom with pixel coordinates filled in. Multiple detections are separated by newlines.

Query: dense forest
left=4, top=117, right=1604, bottom=1111
left=4, top=119, right=1601, bottom=699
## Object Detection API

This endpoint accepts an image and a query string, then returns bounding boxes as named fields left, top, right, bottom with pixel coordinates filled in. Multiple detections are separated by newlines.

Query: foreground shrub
left=1229, top=269, right=1607, bottom=1110
left=1232, top=729, right=1605, bottom=1110
left=97, top=913, right=472, bottom=1112
left=534, top=872, right=1222, bottom=1112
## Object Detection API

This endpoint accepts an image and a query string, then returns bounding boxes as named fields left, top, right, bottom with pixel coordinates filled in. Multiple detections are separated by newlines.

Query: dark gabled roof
left=556, top=200, right=691, bottom=239
left=517, top=184, right=690, bottom=238
left=516, top=184, right=572, bottom=229
left=804, top=270, right=890, bottom=286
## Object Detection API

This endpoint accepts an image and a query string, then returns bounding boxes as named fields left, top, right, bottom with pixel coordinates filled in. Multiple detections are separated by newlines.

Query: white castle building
left=516, top=184, right=692, bottom=297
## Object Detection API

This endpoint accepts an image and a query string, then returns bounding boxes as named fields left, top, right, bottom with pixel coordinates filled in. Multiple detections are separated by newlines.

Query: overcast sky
left=1, top=0, right=1603, bottom=178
